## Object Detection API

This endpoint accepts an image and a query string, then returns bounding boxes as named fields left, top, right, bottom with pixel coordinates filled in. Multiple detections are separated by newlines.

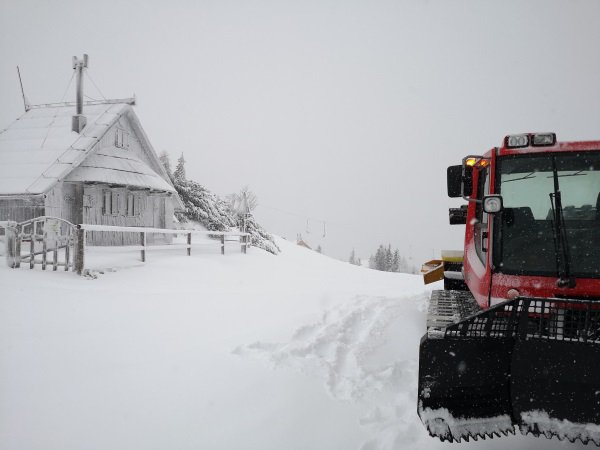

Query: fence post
left=29, top=236, right=35, bottom=269
left=221, top=235, right=225, bottom=255
left=241, top=234, right=247, bottom=254
left=14, top=227, right=21, bottom=268
left=140, top=231, right=146, bottom=262
left=65, top=235, right=71, bottom=271
left=53, top=240, right=58, bottom=271
left=5, top=226, right=19, bottom=268
left=42, top=236, right=47, bottom=270
left=75, top=227, right=86, bottom=275
left=187, top=232, right=191, bottom=256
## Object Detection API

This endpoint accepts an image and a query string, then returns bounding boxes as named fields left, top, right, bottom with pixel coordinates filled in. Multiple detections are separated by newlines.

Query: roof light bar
left=531, top=133, right=556, bottom=146
left=505, top=134, right=529, bottom=148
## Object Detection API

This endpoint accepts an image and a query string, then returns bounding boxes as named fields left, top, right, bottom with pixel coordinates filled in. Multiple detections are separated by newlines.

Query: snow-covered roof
left=64, top=146, right=174, bottom=191
left=0, top=102, right=175, bottom=195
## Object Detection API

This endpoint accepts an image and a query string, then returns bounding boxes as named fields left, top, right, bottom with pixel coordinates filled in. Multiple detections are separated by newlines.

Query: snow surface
left=0, top=238, right=587, bottom=449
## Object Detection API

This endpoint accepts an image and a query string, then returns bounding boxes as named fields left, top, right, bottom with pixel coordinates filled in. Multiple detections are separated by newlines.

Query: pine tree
left=174, top=153, right=186, bottom=182
left=400, top=255, right=408, bottom=273
left=375, top=245, right=386, bottom=271
left=385, top=245, right=393, bottom=271
left=158, top=151, right=174, bottom=183
left=392, top=249, right=400, bottom=272
left=349, top=249, right=356, bottom=265
left=238, top=212, right=281, bottom=255
left=367, top=244, right=409, bottom=273
left=316, top=245, right=322, bottom=253
left=169, top=162, right=279, bottom=254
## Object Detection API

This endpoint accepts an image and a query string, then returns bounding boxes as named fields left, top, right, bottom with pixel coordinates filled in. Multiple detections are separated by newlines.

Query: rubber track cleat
left=418, top=404, right=515, bottom=442
left=519, top=411, right=600, bottom=446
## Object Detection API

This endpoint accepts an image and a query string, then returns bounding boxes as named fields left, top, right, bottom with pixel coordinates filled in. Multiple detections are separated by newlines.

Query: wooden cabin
left=0, top=98, right=182, bottom=246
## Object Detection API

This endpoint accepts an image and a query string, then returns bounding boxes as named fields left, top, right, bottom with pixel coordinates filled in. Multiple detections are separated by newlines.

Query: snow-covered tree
left=374, top=245, right=386, bottom=271
left=228, top=186, right=258, bottom=214
left=174, top=153, right=186, bottom=182
left=368, top=244, right=412, bottom=273
left=158, top=151, right=174, bottom=183
left=385, top=245, right=393, bottom=271
left=349, top=249, right=356, bottom=265
left=238, top=212, right=281, bottom=255
left=392, top=249, right=400, bottom=272
left=169, top=158, right=279, bottom=254
left=174, top=178, right=236, bottom=231
left=349, top=249, right=362, bottom=266
left=316, top=245, right=322, bottom=253
left=400, top=255, right=409, bottom=273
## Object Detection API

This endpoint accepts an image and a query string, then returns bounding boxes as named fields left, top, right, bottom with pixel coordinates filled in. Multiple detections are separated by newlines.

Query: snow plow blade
left=418, top=294, right=600, bottom=445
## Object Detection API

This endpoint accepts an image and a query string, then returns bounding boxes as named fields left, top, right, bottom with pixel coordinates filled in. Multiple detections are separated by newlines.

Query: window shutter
left=103, top=191, right=111, bottom=215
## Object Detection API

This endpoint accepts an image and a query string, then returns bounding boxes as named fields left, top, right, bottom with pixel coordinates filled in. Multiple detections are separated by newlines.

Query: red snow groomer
left=418, top=133, right=600, bottom=445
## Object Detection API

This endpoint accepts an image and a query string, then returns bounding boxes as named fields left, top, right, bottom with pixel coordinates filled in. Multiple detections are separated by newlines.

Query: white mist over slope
left=0, top=238, right=585, bottom=449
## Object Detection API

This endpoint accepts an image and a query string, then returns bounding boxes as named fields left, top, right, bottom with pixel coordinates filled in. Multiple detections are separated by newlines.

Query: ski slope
left=0, top=238, right=586, bottom=449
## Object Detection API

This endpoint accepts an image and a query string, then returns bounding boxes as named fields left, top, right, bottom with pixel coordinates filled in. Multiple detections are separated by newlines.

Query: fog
left=2, top=0, right=600, bottom=264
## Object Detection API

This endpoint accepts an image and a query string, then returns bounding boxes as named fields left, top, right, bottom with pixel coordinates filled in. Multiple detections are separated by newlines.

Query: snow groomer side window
left=474, top=166, right=490, bottom=263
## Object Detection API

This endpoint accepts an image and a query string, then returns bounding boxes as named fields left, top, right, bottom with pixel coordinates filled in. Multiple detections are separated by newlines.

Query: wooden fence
left=2, top=218, right=250, bottom=275
left=74, top=224, right=250, bottom=275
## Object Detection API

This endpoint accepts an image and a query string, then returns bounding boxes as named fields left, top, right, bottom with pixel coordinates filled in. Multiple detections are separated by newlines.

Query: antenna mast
left=71, top=54, right=89, bottom=133
left=16, top=66, right=30, bottom=112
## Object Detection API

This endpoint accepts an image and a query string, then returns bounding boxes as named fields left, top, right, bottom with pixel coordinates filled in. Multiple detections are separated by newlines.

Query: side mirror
left=447, top=165, right=462, bottom=197
left=447, top=165, right=473, bottom=198
left=483, top=195, right=503, bottom=214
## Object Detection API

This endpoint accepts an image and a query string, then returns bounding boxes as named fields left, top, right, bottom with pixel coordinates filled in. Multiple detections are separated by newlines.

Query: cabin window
left=103, top=190, right=120, bottom=216
left=126, top=193, right=141, bottom=216
left=115, top=128, right=129, bottom=149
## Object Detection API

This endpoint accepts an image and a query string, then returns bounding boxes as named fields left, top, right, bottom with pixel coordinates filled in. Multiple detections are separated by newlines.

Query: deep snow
left=0, top=238, right=586, bottom=449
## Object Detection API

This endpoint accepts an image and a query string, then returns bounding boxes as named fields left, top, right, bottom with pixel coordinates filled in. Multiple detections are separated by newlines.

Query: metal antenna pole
left=16, top=66, right=29, bottom=111
left=73, top=54, right=88, bottom=115
left=71, top=54, right=89, bottom=133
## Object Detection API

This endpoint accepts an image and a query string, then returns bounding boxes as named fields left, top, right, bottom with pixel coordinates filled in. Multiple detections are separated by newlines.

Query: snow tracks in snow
left=234, top=293, right=431, bottom=449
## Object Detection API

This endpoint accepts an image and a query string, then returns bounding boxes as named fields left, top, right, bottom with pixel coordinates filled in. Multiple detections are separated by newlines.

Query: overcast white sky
left=2, top=0, right=600, bottom=263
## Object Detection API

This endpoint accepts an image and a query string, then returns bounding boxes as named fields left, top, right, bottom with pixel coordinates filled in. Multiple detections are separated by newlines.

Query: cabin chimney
left=71, top=54, right=88, bottom=133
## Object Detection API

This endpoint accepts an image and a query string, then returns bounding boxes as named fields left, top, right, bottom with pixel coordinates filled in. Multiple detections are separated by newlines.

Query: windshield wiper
left=549, top=157, right=576, bottom=288
left=546, top=170, right=587, bottom=179
left=503, top=172, right=536, bottom=183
